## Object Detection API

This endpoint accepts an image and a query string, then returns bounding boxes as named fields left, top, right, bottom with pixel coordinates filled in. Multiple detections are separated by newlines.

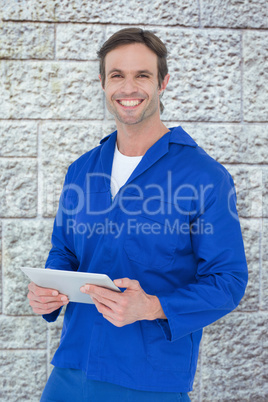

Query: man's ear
left=159, top=73, right=170, bottom=94
left=99, top=74, right=105, bottom=90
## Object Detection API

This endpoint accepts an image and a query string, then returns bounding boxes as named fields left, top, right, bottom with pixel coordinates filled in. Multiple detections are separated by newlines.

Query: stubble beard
left=106, top=96, right=159, bottom=126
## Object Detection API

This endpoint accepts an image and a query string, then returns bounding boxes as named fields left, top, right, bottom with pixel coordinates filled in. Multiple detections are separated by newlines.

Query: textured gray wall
left=0, top=1, right=267, bottom=401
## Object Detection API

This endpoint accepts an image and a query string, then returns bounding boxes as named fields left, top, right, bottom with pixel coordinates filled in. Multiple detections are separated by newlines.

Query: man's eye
left=138, top=74, right=149, bottom=78
left=111, top=74, right=122, bottom=78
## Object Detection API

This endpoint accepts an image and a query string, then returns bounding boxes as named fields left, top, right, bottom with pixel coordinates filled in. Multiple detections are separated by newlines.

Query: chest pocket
left=123, top=202, right=189, bottom=269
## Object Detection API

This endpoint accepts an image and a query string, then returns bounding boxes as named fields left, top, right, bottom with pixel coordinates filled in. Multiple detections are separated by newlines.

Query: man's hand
left=80, top=278, right=166, bottom=327
left=27, top=282, right=69, bottom=315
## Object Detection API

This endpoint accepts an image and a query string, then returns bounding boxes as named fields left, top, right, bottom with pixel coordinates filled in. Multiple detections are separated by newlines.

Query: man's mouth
left=116, top=99, right=144, bottom=108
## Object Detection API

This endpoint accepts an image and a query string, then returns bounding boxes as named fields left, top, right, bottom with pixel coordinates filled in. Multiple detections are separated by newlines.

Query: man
left=27, top=28, right=248, bottom=401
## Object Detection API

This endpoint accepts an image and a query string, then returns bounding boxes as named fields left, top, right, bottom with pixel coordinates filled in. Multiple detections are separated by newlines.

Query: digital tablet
left=20, top=267, right=121, bottom=304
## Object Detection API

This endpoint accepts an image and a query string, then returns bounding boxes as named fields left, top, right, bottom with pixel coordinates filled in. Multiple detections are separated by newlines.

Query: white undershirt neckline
left=110, top=142, right=143, bottom=199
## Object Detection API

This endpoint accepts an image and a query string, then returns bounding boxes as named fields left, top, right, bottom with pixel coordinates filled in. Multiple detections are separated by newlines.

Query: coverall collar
left=99, top=126, right=197, bottom=190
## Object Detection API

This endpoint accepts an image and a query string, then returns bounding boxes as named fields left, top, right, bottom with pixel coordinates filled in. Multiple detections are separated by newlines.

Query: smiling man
left=27, top=28, right=248, bottom=401
left=101, top=40, right=170, bottom=157
left=103, top=43, right=168, bottom=126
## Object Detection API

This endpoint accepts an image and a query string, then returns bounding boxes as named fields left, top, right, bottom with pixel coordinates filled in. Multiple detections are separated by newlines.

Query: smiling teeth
left=119, top=100, right=142, bottom=106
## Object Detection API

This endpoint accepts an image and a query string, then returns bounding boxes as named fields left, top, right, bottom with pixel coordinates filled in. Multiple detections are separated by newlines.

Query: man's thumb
left=114, top=278, right=140, bottom=289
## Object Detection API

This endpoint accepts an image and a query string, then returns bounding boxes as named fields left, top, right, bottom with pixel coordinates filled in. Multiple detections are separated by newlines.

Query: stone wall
left=0, top=1, right=267, bottom=401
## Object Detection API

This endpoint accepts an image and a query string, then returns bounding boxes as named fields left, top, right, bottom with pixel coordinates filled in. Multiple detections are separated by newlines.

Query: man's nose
left=121, top=77, right=138, bottom=94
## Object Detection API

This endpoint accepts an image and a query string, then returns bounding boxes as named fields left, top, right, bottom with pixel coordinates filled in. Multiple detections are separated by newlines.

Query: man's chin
left=115, top=116, right=144, bottom=126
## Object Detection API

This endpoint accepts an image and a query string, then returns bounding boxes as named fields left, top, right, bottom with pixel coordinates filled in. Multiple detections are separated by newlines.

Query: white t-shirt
left=110, top=142, right=143, bottom=199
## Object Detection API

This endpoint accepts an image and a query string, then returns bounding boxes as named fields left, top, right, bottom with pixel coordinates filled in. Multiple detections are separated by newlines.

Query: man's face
left=100, top=43, right=169, bottom=126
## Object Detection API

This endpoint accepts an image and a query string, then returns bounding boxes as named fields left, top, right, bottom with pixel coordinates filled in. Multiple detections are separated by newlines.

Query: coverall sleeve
left=43, top=167, right=80, bottom=322
left=157, top=173, right=248, bottom=342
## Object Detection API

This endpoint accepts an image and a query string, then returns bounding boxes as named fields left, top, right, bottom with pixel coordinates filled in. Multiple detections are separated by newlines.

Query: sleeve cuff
left=42, top=307, right=62, bottom=323
left=156, top=295, right=175, bottom=341
left=156, top=318, right=172, bottom=341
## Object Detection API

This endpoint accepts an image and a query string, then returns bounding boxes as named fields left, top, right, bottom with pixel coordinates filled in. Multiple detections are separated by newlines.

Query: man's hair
left=97, top=27, right=168, bottom=113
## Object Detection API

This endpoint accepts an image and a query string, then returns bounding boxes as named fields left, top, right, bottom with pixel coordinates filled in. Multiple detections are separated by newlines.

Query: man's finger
left=102, top=314, right=124, bottom=328
left=113, top=278, right=140, bottom=290
left=81, top=285, right=121, bottom=303
left=29, top=299, right=67, bottom=311
left=28, top=291, right=68, bottom=304
left=32, top=305, right=63, bottom=315
left=89, top=292, right=119, bottom=312
left=93, top=299, right=123, bottom=323
left=28, top=282, right=59, bottom=297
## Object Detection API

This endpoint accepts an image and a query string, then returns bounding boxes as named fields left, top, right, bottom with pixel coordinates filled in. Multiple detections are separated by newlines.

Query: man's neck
left=116, top=118, right=170, bottom=157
